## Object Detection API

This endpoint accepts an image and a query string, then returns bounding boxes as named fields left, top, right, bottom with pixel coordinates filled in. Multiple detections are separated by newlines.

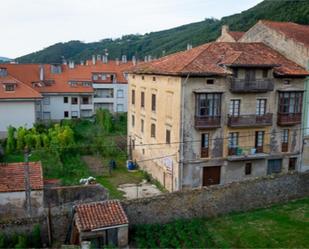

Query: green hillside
left=16, top=0, right=309, bottom=64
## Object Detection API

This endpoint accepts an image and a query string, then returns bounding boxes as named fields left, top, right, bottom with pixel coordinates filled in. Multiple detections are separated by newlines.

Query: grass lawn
left=132, top=198, right=309, bottom=248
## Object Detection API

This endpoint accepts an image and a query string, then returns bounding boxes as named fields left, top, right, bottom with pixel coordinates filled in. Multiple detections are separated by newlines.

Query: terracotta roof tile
left=0, top=74, right=42, bottom=99
left=75, top=200, right=128, bottom=232
left=0, top=162, right=43, bottom=192
left=131, top=42, right=309, bottom=77
left=261, top=20, right=309, bottom=48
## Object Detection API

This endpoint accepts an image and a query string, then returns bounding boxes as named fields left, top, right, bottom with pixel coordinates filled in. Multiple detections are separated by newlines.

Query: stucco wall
left=128, top=74, right=182, bottom=191
left=0, top=101, right=36, bottom=132
left=122, top=172, right=309, bottom=225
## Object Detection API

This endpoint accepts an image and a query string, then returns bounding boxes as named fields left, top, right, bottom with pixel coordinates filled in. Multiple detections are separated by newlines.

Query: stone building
left=0, top=162, right=44, bottom=219
left=70, top=200, right=129, bottom=248
left=128, top=42, right=308, bottom=192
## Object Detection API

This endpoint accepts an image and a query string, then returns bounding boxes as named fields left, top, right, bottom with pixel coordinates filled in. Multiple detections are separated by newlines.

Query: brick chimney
left=39, top=65, right=44, bottom=81
left=222, top=25, right=229, bottom=35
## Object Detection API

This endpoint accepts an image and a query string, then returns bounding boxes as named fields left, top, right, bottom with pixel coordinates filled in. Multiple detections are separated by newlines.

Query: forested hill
left=16, top=0, right=309, bottom=64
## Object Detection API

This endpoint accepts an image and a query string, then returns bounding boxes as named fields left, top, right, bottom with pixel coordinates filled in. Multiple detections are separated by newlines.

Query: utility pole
left=24, top=146, right=32, bottom=217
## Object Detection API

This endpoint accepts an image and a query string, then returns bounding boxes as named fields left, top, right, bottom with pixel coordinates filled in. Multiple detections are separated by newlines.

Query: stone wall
left=121, top=172, right=309, bottom=225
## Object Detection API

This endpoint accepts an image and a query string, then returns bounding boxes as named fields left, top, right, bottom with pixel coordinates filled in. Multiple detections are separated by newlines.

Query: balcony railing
left=277, top=113, right=301, bottom=126
left=195, top=115, right=221, bottom=129
left=230, top=79, right=274, bottom=93
left=227, top=146, right=269, bottom=161
left=228, top=113, right=273, bottom=128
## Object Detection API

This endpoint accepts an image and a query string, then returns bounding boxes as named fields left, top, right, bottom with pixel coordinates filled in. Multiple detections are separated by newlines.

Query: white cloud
left=0, top=0, right=262, bottom=58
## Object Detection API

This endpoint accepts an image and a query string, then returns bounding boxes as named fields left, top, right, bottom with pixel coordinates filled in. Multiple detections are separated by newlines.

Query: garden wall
left=122, top=172, right=309, bottom=225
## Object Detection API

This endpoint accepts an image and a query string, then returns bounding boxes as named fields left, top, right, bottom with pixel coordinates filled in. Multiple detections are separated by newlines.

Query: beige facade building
left=128, top=42, right=308, bottom=192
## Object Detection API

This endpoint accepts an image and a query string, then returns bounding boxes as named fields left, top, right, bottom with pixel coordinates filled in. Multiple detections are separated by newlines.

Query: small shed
left=70, top=200, right=129, bottom=248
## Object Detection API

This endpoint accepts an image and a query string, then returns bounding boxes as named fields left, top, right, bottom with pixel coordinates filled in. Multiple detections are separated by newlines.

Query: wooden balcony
left=230, top=79, right=274, bottom=93
left=195, top=116, right=221, bottom=129
left=227, top=113, right=273, bottom=128
left=227, top=147, right=269, bottom=161
left=277, top=113, right=301, bottom=126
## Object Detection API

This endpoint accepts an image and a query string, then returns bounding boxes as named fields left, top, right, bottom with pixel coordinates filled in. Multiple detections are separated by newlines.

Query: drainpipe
left=179, top=74, right=190, bottom=191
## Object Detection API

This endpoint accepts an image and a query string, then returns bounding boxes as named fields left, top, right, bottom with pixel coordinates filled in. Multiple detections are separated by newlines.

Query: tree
left=6, top=126, right=16, bottom=153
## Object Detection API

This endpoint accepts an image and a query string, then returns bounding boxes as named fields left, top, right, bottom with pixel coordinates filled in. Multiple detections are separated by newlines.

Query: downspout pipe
left=179, top=73, right=190, bottom=191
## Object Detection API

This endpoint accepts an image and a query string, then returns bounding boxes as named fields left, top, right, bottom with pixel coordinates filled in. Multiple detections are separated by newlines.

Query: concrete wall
left=0, top=190, right=44, bottom=220
left=93, top=83, right=128, bottom=113
left=38, top=94, right=93, bottom=121
left=0, top=101, right=36, bottom=132
left=122, top=172, right=309, bottom=225
left=128, top=74, right=182, bottom=192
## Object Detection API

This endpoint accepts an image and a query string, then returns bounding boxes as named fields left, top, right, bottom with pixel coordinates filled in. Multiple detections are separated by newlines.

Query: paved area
left=118, top=180, right=162, bottom=199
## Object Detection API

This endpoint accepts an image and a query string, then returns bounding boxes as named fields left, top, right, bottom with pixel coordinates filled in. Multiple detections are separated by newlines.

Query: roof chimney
left=147, top=55, right=152, bottom=62
left=187, top=43, right=193, bottom=50
left=68, top=60, right=75, bottom=69
left=102, top=55, right=108, bottom=64
left=97, top=54, right=101, bottom=61
left=39, top=65, right=44, bottom=81
left=132, top=56, right=137, bottom=66
left=222, top=25, right=229, bottom=35
left=92, top=55, right=96, bottom=65
left=116, top=58, right=120, bottom=65
left=121, top=55, right=127, bottom=64
left=80, top=60, right=84, bottom=66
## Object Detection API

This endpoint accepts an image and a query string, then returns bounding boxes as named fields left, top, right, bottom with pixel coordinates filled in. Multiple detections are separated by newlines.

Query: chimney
left=147, top=55, right=152, bottom=62
left=97, top=54, right=101, bottom=61
left=187, top=43, right=193, bottom=50
left=92, top=55, right=96, bottom=65
left=102, top=55, right=108, bottom=64
left=144, top=56, right=148, bottom=62
left=222, top=25, right=229, bottom=35
left=80, top=60, right=84, bottom=66
left=39, top=65, right=44, bottom=81
left=121, top=55, right=127, bottom=64
left=62, top=59, right=67, bottom=65
left=0, top=68, right=8, bottom=77
left=68, top=60, right=75, bottom=69
left=116, top=58, right=120, bottom=65
left=132, top=56, right=137, bottom=66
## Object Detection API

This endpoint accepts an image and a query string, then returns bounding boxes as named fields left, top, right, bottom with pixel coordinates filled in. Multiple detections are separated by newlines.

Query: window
left=141, top=92, right=145, bottom=108
left=151, top=123, right=156, bottom=138
left=117, top=104, right=124, bottom=112
left=289, top=158, right=297, bottom=171
left=43, top=112, right=51, bottom=120
left=206, top=79, right=214, bottom=84
left=229, top=99, right=240, bottom=116
left=117, top=89, right=124, bottom=98
left=256, top=99, right=267, bottom=116
left=196, top=93, right=221, bottom=117
left=43, top=97, right=50, bottom=105
left=255, top=131, right=265, bottom=153
left=142, top=76, right=145, bottom=80
left=111, top=74, right=115, bottom=82
left=151, top=94, right=156, bottom=112
left=281, top=129, right=289, bottom=152
left=233, top=68, right=238, bottom=78
left=71, top=97, right=78, bottom=105
left=131, top=89, right=135, bottom=105
left=267, top=159, right=282, bottom=174
left=245, top=69, right=256, bottom=81
left=4, top=84, right=15, bottom=91
left=64, top=97, right=68, bottom=103
left=201, top=133, right=209, bottom=158
left=132, top=115, right=135, bottom=127
left=64, top=111, right=69, bottom=118
left=82, top=97, right=90, bottom=104
left=262, top=69, right=268, bottom=78
left=166, top=129, right=171, bottom=144
left=95, top=89, right=114, bottom=98
left=141, top=119, right=144, bottom=133
left=93, top=74, right=98, bottom=81
left=279, top=92, right=303, bottom=114
left=245, top=162, right=252, bottom=175
left=228, top=132, right=239, bottom=155
left=71, top=111, right=78, bottom=119
left=153, top=77, right=156, bottom=81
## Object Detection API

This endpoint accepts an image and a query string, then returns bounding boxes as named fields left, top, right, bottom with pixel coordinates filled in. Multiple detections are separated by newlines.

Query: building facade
left=128, top=42, right=308, bottom=192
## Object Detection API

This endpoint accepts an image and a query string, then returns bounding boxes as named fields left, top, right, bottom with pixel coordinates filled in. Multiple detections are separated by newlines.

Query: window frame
left=256, top=99, right=267, bottom=116
left=151, top=123, right=156, bottom=138
left=196, top=93, right=222, bottom=117
left=151, top=94, right=156, bottom=112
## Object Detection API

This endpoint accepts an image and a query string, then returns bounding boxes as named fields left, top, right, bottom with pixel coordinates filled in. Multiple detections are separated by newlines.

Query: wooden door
left=203, top=166, right=221, bottom=186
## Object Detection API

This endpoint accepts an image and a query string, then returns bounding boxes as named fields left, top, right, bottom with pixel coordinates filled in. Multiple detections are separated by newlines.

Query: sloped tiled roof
left=0, top=74, right=42, bottom=99
left=131, top=42, right=309, bottom=77
left=261, top=20, right=309, bottom=48
left=0, top=162, right=43, bottom=192
left=228, top=31, right=245, bottom=41
left=75, top=200, right=129, bottom=232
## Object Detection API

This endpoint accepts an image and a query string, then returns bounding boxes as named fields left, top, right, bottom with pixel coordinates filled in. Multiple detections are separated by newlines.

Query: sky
left=1, top=0, right=263, bottom=58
